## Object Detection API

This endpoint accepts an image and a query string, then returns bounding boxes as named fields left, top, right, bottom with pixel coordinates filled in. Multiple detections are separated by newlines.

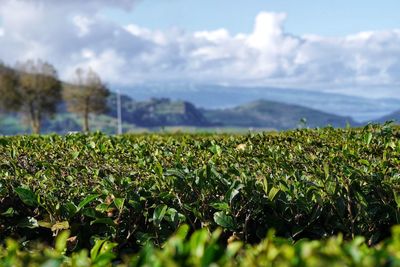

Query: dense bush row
left=2, top=225, right=400, bottom=267
left=1, top=124, right=400, bottom=259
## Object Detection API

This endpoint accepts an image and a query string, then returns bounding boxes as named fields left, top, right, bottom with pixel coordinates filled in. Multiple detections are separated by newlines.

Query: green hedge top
left=1, top=124, right=400, bottom=253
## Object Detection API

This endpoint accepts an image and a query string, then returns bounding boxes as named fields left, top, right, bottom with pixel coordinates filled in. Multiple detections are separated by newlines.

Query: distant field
left=143, top=126, right=277, bottom=134
left=0, top=113, right=277, bottom=135
left=1, top=125, right=400, bottom=266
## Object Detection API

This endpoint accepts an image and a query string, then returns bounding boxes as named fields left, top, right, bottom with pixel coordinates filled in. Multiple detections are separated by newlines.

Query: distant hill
left=106, top=95, right=357, bottom=130
left=106, top=96, right=212, bottom=127
left=372, top=110, right=400, bottom=124
left=203, top=99, right=357, bottom=129
left=0, top=96, right=214, bottom=134
left=0, top=93, right=359, bottom=134
left=118, top=83, right=400, bottom=122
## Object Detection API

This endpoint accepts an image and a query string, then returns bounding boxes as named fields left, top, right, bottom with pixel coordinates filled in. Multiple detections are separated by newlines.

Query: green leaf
left=55, top=230, right=70, bottom=253
left=210, top=202, right=230, bottom=211
left=90, top=218, right=116, bottom=227
left=164, top=208, right=178, bottom=224
left=152, top=204, right=168, bottom=227
left=99, top=241, right=118, bottom=255
left=268, top=187, right=280, bottom=201
left=209, top=144, right=222, bottom=156
left=213, top=211, right=236, bottom=230
left=41, top=259, right=62, bottom=267
left=202, top=243, right=222, bottom=267
left=89, top=141, right=96, bottom=149
left=38, top=220, right=53, bottom=229
left=323, top=162, right=330, bottom=179
left=1, top=207, right=15, bottom=217
left=77, top=194, right=100, bottom=211
left=189, top=229, right=208, bottom=258
left=165, top=169, right=186, bottom=179
left=81, top=207, right=97, bottom=218
left=114, top=198, right=125, bottom=211
left=394, top=191, right=400, bottom=209
left=64, top=202, right=78, bottom=218
left=154, top=162, right=163, bottom=178
left=227, top=183, right=244, bottom=204
left=359, top=159, right=370, bottom=166
left=226, top=242, right=243, bottom=258
left=365, top=132, right=373, bottom=145
left=92, top=252, right=116, bottom=266
left=14, top=187, right=38, bottom=207
left=174, top=224, right=190, bottom=240
left=90, top=239, right=106, bottom=260
left=71, top=151, right=80, bottom=159
left=96, top=203, right=110, bottom=213
left=90, top=239, right=117, bottom=263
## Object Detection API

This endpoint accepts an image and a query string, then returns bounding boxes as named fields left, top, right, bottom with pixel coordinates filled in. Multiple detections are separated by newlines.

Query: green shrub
left=0, top=124, right=399, bottom=257
left=2, top=225, right=400, bottom=266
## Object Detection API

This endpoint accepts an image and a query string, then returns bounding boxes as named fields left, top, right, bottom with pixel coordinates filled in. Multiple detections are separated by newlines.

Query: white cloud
left=124, top=24, right=167, bottom=45
left=0, top=1, right=400, bottom=98
left=81, top=49, right=95, bottom=59
left=73, top=15, right=94, bottom=37
left=247, top=12, right=288, bottom=50
left=194, top=29, right=230, bottom=42
left=66, top=49, right=127, bottom=84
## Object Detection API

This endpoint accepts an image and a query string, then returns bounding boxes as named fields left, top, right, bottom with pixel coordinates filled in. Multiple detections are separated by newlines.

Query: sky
left=104, top=0, right=400, bottom=36
left=0, top=0, right=399, bottom=98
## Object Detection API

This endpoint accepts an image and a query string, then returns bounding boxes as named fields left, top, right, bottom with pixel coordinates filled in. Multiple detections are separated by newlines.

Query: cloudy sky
left=0, top=0, right=399, bottom=98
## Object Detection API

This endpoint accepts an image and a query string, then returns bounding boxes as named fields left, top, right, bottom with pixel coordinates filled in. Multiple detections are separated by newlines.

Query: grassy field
left=1, top=124, right=400, bottom=266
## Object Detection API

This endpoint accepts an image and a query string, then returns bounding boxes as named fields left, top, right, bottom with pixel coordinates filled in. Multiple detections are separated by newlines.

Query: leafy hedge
left=2, top=225, right=400, bottom=266
left=1, top=124, right=400, bottom=257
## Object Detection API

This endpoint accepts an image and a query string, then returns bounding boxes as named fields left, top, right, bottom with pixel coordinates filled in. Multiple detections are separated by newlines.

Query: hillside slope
left=0, top=94, right=358, bottom=134
left=203, top=99, right=357, bottom=129
left=372, top=110, right=400, bottom=123
left=120, top=83, right=400, bottom=122
left=106, top=96, right=212, bottom=127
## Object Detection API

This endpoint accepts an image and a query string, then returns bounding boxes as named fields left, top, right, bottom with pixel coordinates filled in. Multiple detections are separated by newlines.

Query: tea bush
left=1, top=123, right=400, bottom=264
left=2, top=225, right=400, bottom=266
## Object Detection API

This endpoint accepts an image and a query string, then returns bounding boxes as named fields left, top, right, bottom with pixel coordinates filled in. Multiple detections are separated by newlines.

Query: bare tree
left=63, top=68, right=110, bottom=132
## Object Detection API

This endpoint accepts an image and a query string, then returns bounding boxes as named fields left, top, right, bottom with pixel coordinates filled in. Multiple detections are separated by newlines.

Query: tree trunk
left=83, top=112, right=89, bottom=132
left=31, top=119, right=41, bottom=134
left=29, top=102, right=41, bottom=134
left=82, top=98, right=90, bottom=132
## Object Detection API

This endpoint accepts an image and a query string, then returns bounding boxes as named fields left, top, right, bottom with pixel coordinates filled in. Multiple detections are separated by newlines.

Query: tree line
left=0, top=59, right=110, bottom=134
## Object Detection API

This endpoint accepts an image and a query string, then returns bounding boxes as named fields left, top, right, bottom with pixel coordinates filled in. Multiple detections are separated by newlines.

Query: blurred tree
left=0, top=62, right=21, bottom=112
left=0, top=60, right=61, bottom=134
left=63, top=68, right=110, bottom=132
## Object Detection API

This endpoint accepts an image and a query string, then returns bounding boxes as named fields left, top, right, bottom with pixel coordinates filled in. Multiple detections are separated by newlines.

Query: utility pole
left=117, top=89, right=122, bottom=135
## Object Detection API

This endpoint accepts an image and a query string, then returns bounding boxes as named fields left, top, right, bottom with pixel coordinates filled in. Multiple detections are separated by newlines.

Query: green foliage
left=0, top=64, right=21, bottom=111
left=14, top=187, right=39, bottom=207
left=1, top=125, right=400, bottom=264
left=0, top=60, right=62, bottom=134
left=2, top=226, right=400, bottom=266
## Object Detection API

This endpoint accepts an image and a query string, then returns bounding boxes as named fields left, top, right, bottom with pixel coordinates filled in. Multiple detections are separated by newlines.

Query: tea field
left=1, top=124, right=400, bottom=266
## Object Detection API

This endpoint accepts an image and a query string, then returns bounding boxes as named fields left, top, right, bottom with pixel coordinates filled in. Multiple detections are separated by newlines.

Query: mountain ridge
left=0, top=93, right=358, bottom=134
left=373, top=110, right=400, bottom=124
left=117, top=84, right=400, bottom=122
left=203, top=99, right=357, bottom=130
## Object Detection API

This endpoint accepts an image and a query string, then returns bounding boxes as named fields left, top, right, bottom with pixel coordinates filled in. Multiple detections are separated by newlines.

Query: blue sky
left=0, top=0, right=399, bottom=99
left=103, top=0, right=400, bottom=36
